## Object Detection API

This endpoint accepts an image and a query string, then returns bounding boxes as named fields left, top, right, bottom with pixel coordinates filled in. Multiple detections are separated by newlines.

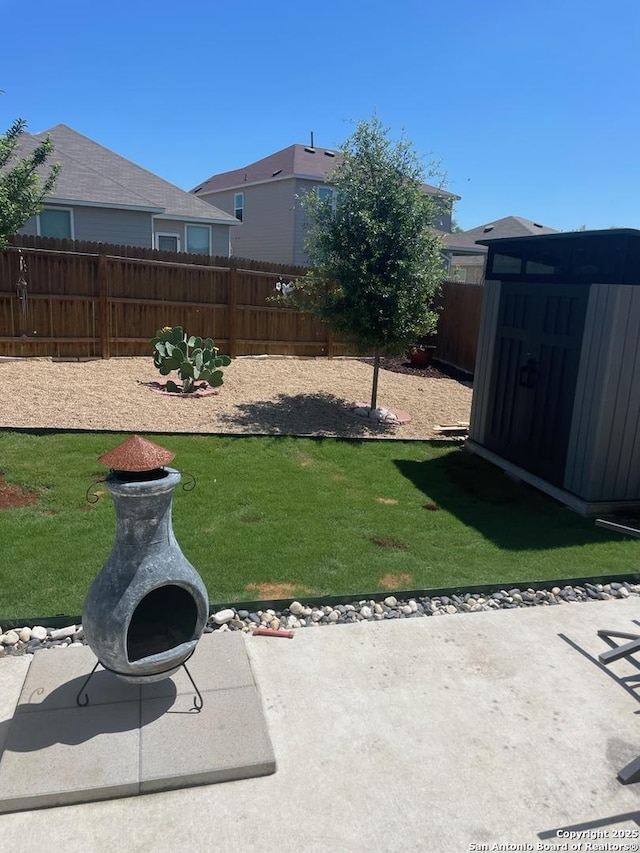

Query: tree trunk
left=370, top=348, right=380, bottom=410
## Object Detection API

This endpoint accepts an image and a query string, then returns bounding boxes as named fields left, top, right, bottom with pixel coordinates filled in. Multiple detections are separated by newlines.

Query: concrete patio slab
left=3, top=600, right=640, bottom=850
left=0, top=632, right=275, bottom=815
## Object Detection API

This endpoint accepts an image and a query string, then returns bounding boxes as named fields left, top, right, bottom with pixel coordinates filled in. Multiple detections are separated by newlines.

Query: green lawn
left=0, top=430, right=637, bottom=621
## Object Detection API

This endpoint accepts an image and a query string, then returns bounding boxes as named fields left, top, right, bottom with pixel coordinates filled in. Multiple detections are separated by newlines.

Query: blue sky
left=2, top=0, right=639, bottom=231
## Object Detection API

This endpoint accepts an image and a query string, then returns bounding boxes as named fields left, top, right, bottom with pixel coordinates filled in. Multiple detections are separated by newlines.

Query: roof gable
left=33, top=125, right=238, bottom=224
left=192, top=144, right=335, bottom=194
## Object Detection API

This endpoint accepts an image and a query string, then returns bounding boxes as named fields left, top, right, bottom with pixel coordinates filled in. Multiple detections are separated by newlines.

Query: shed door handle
left=518, top=354, right=538, bottom=389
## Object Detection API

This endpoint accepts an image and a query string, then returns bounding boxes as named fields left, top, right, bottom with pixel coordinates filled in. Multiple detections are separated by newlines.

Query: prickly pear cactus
left=151, top=326, right=231, bottom=393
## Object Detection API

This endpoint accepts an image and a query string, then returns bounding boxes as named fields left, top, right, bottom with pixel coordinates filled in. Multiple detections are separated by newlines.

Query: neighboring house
left=443, top=216, right=559, bottom=283
left=191, top=143, right=459, bottom=265
left=16, top=125, right=239, bottom=255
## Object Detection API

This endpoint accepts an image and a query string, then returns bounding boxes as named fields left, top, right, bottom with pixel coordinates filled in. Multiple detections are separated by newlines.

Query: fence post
left=228, top=263, right=238, bottom=358
left=97, top=253, right=110, bottom=359
left=325, top=325, right=334, bottom=358
left=324, top=282, right=334, bottom=358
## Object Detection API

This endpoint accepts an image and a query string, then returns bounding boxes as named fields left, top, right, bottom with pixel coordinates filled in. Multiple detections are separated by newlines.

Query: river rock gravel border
left=2, top=581, right=638, bottom=657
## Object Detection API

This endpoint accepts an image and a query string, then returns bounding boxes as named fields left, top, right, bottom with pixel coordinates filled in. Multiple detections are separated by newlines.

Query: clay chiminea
left=82, top=435, right=209, bottom=683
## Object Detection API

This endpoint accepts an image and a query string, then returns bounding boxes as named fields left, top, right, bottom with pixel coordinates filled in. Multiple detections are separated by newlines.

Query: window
left=156, top=233, right=180, bottom=252
left=317, top=186, right=337, bottom=212
left=38, top=208, right=73, bottom=239
left=186, top=224, right=210, bottom=255
left=452, top=266, right=467, bottom=283
left=571, top=236, right=626, bottom=282
left=234, top=192, right=244, bottom=222
left=491, top=252, right=522, bottom=275
left=524, top=241, right=570, bottom=277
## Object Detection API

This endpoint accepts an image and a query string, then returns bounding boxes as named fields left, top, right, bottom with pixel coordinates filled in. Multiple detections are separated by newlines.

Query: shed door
left=485, top=282, right=589, bottom=485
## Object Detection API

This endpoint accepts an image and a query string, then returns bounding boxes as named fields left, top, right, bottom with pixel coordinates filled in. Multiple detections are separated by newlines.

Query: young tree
left=0, top=116, right=60, bottom=247
left=297, top=116, right=446, bottom=410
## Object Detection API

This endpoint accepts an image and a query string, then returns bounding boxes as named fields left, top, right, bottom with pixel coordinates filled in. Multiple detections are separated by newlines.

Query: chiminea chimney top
left=98, top=435, right=176, bottom=472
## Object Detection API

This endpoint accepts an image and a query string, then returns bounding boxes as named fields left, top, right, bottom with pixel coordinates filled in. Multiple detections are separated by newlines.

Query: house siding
left=210, top=225, right=230, bottom=257
left=74, top=207, right=152, bottom=246
left=197, top=171, right=449, bottom=267
left=201, top=179, right=297, bottom=264
left=293, top=178, right=327, bottom=266
left=19, top=217, right=38, bottom=236
left=19, top=206, right=153, bottom=246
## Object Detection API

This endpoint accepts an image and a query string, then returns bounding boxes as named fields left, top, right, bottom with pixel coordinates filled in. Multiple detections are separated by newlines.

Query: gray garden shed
left=467, top=228, right=640, bottom=515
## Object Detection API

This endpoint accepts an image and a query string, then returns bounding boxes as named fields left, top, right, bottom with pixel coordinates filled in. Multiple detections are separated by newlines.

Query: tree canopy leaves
left=298, top=116, right=446, bottom=355
left=0, top=116, right=60, bottom=246
left=286, top=115, right=448, bottom=409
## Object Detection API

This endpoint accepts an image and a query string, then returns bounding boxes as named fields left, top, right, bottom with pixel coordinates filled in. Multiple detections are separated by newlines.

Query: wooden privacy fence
left=0, top=242, right=341, bottom=359
left=0, top=237, right=483, bottom=372
left=435, top=280, right=484, bottom=374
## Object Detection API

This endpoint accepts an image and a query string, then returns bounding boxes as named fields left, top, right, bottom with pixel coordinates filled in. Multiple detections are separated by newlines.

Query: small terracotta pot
left=408, top=347, right=435, bottom=367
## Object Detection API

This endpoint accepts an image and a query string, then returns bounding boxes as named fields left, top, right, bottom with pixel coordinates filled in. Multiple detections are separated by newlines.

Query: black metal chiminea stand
left=80, top=436, right=209, bottom=711
left=75, top=652, right=204, bottom=711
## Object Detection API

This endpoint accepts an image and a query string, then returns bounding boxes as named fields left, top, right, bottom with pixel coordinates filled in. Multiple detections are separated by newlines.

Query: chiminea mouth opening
left=109, top=467, right=169, bottom=483
left=127, top=584, right=198, bottom=663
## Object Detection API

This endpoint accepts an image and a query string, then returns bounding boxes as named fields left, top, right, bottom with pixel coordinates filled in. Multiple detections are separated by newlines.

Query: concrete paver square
left=17, top=645, right=139, bottom=713
left=139, top=685, right=276, bottom=792
left=141, top=631, right=255, bottom=700
left=0, top=703, right=140, bottom=813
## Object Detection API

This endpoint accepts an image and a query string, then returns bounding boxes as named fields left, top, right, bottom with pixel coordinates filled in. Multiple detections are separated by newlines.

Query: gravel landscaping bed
left=0, top=355, right=472, bottom=439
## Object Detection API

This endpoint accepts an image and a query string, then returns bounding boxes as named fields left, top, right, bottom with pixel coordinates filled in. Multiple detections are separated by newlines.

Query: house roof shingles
left=30, top=125, right=238, bottom=225
left=192, top=143, right=458, bottom=200
left=443, top=215, right=559, bottom=253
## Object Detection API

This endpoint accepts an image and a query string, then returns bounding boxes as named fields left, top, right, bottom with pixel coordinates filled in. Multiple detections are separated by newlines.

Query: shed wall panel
left=617, top=298, right=640, bottom=497
left=588, top=287, right=640, bottom=499
left=565, top=286, right=593, bottom=492
left=565, top=284, right=640, bottom=501
left=469, top=279, right=501, bottom=442
left=601, top=287, right=640, bottom=498
left=565, top=284, right=613, bottom=496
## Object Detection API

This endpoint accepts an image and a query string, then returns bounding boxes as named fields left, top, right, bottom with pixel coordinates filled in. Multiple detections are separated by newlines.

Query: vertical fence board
left=228, top=265, right=238, bottom=358
left=98, top=254, right=110, bottom=359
